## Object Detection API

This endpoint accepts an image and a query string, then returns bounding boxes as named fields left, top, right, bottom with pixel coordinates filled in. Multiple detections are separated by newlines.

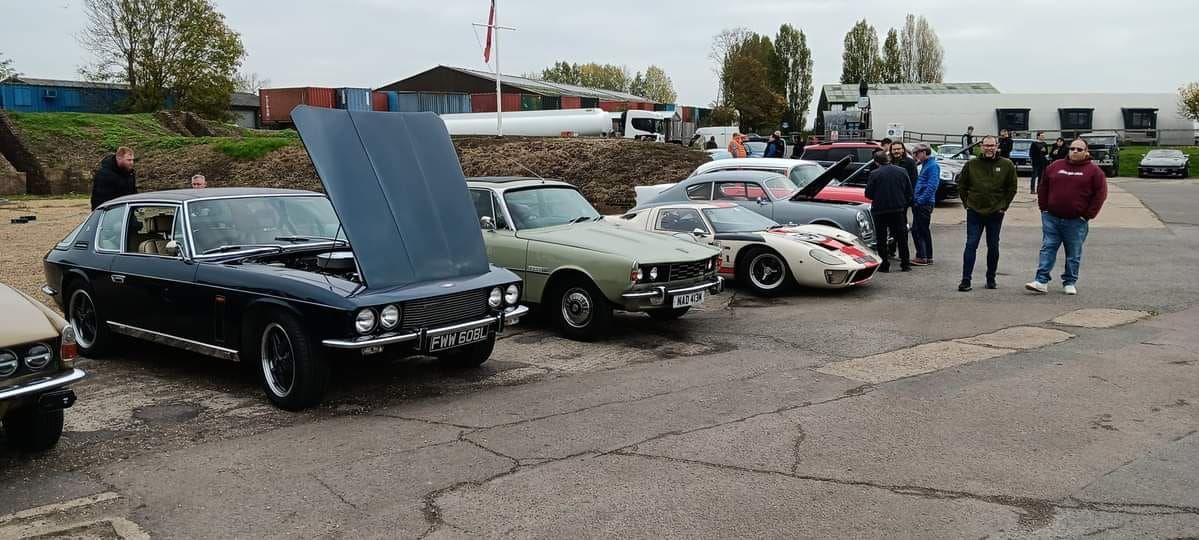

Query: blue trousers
left=911, top=206, right=934, bottom=259
left=1035, top=212, right=1090, bottom=285
left=962, top=209, right=1004, bottom=283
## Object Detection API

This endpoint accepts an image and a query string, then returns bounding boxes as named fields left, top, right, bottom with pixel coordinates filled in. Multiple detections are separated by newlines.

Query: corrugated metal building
left=815, top=82, right=1000, bottom=134
left=0, top=77, right=130, bottom=113
left=376, top=65, right=654, bottom=112
left=229, top=92, right=261, bottom=128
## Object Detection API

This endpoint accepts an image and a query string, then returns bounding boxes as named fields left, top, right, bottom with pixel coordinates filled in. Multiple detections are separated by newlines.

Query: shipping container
left=260, top=87, right=335, bottom=124
left=0, top=81, right=131, bottom=113
left=415, top=92, right=470, bottom=114
left=371, top=91, right=388, bottom=111
left=335, top=88, right=372, bottom=111
left=599, top=100, right=628, bottom=112
left=539, top=96, right=561, bottom=110
left=520, top=94, right=542, bottom=111
left=681, top=106, right=693, bottom=123
left=654, top=103, right=677, bottom=111
left=389, top=92, right=420, bottom=112
left=560, top=95, right=582, bottom=109
left=470, top=93, right=522, bottom=113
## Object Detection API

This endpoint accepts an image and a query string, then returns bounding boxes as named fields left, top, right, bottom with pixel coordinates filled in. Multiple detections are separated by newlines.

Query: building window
left=996, top=109, right=1030, bottom=132
left=1125, top=110, right=1156, bottom=129
left=1059, top=109, right=1094, bottom=129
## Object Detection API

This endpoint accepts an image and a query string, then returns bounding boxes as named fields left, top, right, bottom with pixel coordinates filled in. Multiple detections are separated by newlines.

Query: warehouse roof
left=379, top=65, right=653, bottom=103
left=3, top=77, right=128, bottom=90
left=821, top=82, right=1000, bottom=103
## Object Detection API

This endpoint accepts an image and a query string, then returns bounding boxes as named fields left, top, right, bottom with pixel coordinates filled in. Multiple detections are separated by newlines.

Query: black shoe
left=878, top=266, right=890, bottom=273
left=958, top=280, right=972, bottom=292
left=985, top=281, right=998, bottom=289
left=900, top=266, right=912, bottom=272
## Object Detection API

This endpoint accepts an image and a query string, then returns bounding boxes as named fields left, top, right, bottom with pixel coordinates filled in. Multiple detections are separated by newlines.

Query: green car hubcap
left=562, top=288, right=593, bottom=328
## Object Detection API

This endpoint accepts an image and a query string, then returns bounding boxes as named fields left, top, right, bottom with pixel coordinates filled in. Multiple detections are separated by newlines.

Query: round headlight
left=856, top=211, right=871, bottom=231
left=504, top=284, right=519, bottom=305
left=380, top=305, right=400, bottom=329
left=0, top=349, right=17, bottom=377
left=24, top=343, right=53, bottom=370
left=488, top=287, right=503, bottom=308
left=809, top=248, right=846, bottom=266
left=354, top=308, right=376, bottom=334
left=649, top=266, right=659, bottom=280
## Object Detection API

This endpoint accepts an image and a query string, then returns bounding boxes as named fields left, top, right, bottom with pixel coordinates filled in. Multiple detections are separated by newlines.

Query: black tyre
left=439, top=333, right=496, bottom=368
left=552, top=278, right=613, bottom=341
left=3, top=408, right=65, bottom=452
left=646, top=306, right=690, bottom=320
left=250, top=310, right=329, bottom=411
left=65, top=281, right=114, bottom=357
left=738, top=248, right=792, bottom=296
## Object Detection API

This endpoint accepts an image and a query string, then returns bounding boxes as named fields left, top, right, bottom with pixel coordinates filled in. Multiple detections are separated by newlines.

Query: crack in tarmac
left=310, top=472, right=361, bottom=513
left=789, top=422, right=806, bottom=475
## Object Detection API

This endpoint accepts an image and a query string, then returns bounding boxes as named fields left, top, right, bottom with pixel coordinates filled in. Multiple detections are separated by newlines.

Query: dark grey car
left=631, top=169, right=876, bottom=244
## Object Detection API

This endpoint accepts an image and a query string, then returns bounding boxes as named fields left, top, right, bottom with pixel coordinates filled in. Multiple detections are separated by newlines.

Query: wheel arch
left=540, top=267, right=600, bottom=306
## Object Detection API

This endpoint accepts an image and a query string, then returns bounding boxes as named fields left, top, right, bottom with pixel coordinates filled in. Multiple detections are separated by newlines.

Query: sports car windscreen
left=788, top=165, right=823, bottom=191
left=188, top=196, right=343, bottom=255
left=702, top=206, right=778, bottom=233
left=503, top=187, right=600, bottom=230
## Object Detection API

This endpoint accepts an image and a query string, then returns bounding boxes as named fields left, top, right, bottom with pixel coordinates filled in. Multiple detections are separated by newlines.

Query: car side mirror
left=480, top=216, right=496, bottom=231
left=691, top=228, right=709, bottom=238
left=165, top=240, right=181, bottom=257
left=756, top=197, right=766, bottom=205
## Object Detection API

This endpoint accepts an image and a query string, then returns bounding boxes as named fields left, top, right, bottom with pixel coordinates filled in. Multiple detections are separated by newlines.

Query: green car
left=467, top=177, right=723, bottom=340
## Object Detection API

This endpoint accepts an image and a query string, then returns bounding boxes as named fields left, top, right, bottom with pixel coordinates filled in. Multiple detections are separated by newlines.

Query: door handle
left=111, top=274, right=125, bottom=284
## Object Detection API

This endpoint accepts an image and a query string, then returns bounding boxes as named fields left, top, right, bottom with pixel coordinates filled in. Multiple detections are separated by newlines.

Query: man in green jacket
left=957, top=135, right=1018, bottom=291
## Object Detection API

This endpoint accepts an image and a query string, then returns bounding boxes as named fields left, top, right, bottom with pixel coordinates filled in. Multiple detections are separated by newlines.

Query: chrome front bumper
left=0, top=368, right=86, bottom=401
left=322, top=305, right=529, bottom=350
left=620, top=277, right=723, bottom=309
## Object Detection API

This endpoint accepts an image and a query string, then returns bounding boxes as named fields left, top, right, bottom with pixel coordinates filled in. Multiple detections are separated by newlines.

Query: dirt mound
left=139, top=137, right=708, bottom=213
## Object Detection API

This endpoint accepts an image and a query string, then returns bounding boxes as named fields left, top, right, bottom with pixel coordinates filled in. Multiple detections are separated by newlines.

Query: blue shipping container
left=387, top=92, right=421, bottom=112
left=417, top=92, right=471, bottom=114
left=335, top=87, right=372, bottom=111
left=0, top=83, right=130, bottom=113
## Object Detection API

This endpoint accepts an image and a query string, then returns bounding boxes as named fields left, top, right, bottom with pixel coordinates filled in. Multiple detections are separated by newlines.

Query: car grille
left=668, top=259, right=711, bottom=281
left=402, top=289, right=488, bottom=330
left=852, top=266, right=877, bottom=283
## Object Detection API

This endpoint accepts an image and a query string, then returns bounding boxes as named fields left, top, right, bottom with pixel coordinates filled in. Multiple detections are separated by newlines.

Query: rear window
left=827, top=148, right=856, bottom=162
left=801, top=149, right=829, bottom=161
left=55, top=218, right=91, bottom=250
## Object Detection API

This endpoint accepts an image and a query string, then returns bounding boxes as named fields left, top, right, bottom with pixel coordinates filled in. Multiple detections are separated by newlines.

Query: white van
left=692, top=126, right=740, bottom=149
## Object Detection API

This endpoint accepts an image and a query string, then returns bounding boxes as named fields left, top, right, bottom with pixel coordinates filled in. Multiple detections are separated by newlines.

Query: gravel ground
left=0, top=198, right=90, bottom=304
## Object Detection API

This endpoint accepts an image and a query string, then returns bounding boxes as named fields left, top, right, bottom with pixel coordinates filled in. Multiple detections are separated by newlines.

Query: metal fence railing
left=902, top=129, right=1198, bottom=147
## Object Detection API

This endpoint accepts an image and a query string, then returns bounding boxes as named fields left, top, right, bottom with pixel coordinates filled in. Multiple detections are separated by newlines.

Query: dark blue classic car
left=41, top=107, right=527, bottom=410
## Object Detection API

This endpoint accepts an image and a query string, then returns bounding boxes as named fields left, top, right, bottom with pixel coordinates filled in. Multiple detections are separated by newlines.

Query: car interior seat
left=138, top=215, right=174, bottom=255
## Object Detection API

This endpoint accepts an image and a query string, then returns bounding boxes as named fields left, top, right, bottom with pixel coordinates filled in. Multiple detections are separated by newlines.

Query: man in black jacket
left=864, top=150, right=913, bottom=272
left=998, top=129, right=1014, bottom=159
left=1029, top=131, right=1048, bottom=193
left=90, top=146, right=136, bottom=209
left=889, top=141, right=919, bottom=188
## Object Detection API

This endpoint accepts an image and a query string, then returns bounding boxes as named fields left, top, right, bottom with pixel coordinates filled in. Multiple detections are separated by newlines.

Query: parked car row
left=7, top=109, right=887, bottom=446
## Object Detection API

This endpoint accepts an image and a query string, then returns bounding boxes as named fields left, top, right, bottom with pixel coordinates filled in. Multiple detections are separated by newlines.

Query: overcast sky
left=4, top=0, right=1196, bottom=106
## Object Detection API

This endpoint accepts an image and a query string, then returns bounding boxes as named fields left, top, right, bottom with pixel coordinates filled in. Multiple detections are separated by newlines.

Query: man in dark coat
left=998, top=129, right=1014, bottom=159
left=763, top=131, right=785, bottom=158
left=90, top=146, right=136, bottom=209
left=888, top=141, right=919, bottom=188
left=1029, top=131, right=1049, bottom=193
left=704, top=136, right=718, bottom=150
left=864, top=150, right=913, bottom=272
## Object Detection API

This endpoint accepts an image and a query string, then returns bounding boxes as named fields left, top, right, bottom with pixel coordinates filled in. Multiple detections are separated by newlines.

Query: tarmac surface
left=1, top=177, right=1197, bottom=539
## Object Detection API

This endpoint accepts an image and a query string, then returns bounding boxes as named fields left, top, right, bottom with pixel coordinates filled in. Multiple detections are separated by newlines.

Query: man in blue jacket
left=910, top=143, right=940, bottom=266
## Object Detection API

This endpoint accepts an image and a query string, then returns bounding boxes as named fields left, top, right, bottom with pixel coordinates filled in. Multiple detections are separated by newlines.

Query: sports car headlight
left=24, top=343, right=53, bottom=370
left=504, top=284, right=520, bottom=305
left=0, top=349, right=17, bottom=377
left=648, top=266, right=659, bottom=280
left=809, top=248, right=845, bottom=266
left=856, top=211, right=871, bottom=231
left=354, top=308, right=377, bottom=334
left=488, top=287, right=503, bottom=308
left=380, top=305, right=400, bottom=329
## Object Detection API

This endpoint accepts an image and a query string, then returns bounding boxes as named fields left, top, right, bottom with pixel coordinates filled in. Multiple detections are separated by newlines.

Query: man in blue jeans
left=1026, top=139, right=1108, bottom=295
left=956, top=136, right=1018, bottom=291
left=909, top=143, right=940, bottom=265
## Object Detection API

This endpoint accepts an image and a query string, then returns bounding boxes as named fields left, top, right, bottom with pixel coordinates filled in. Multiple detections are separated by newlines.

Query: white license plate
left=672, top=291, right=705, bottom=308
left=427, top=324, right=490, bottom=352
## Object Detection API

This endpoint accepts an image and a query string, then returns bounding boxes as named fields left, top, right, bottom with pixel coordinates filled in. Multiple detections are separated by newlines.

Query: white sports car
left=608, top=202, right=880, bottom=295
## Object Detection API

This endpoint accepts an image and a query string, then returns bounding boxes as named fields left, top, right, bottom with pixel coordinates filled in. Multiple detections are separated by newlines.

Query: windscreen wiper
left=200, top=244, right=283, bottom=255
left=569, top=216, right=592, bottom=224
left=274, top=235, right=349, bottom=245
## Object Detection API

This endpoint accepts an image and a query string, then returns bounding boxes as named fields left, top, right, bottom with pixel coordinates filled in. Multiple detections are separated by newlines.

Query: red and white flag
left=483, top=0, right=496, bottom=63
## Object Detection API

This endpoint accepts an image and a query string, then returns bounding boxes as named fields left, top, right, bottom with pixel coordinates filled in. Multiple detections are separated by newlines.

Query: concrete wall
left=871, top=93, right=1193, bottom=145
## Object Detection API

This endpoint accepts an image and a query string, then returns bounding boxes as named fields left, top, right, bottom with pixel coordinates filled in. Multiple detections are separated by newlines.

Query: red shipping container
left=260, top=87, right=335, bottom=124
left=371, top=91, right=388, bottom=111
left=470, top=93, right=522, bottom=113
left=599, top=100, right=628, bottom=112
left=560, top=95, right=582, bottom=109
left=681, top=106, right=693, bottom=122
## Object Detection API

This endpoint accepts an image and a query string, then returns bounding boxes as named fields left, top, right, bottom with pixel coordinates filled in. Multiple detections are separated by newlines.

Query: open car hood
left=792, top=156, right=852, bottom=200
left=292, top=106, right=489, bottom=289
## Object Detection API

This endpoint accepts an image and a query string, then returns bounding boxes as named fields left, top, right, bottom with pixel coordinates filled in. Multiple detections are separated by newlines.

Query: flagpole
left=494, top=0, right=502, bottom=137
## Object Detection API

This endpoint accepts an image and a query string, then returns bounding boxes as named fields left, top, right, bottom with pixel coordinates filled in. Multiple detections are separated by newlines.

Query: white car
left=608, top=202, right=881, bottom=295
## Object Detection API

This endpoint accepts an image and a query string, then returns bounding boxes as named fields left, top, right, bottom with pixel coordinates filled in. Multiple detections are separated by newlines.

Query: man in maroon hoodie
left=1025, top=139, right=1107, bottom=295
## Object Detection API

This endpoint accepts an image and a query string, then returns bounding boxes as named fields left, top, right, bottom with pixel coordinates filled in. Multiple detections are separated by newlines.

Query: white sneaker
left=1064, top=285, right=1077, bottom=295
left=1025, top=281, right=1048, bottom=294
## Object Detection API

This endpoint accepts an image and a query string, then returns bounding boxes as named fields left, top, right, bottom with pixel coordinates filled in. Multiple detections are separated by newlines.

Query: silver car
left=1138, top=149, right=1190, bottom=178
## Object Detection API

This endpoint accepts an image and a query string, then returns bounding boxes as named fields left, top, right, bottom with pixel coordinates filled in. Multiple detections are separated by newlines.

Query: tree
left=774, top=24, right=814, bottom=131
left=0, top=51, right=16, bottom=82
left=709, top=27, right=753, bottom=104
left=706, top=105, right=737, bottom=127
left=634, top=66, right=676, bottom=103
left=577, top=63, right=631, bottom=92
left=234, top=72, right=269, bottom=95
left=899, top=14, right=944, bottom=83
left=539, top=61, right=581, bottom=85
left=79, top=0, right=246, bottom=118
left=840, top=20, right=881, bottom=84
left=881, top=29, right=902, bottom=84
left=1180, top=82, right=1199, bottom=121
left=724, top=35, right=785, bottom=132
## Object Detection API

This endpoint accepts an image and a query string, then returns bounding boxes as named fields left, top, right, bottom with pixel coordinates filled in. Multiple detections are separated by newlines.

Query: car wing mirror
left=480, top=216, right=496, bottom=231
left=691, top=228, right=709, bottom=238
left=165, top=240, right=182, bottom=257
left=755, top=197, right=767, bottom=205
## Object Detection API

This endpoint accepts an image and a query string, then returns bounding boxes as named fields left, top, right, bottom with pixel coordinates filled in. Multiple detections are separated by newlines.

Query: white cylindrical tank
left=440, top=108, right=612, bottom=137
